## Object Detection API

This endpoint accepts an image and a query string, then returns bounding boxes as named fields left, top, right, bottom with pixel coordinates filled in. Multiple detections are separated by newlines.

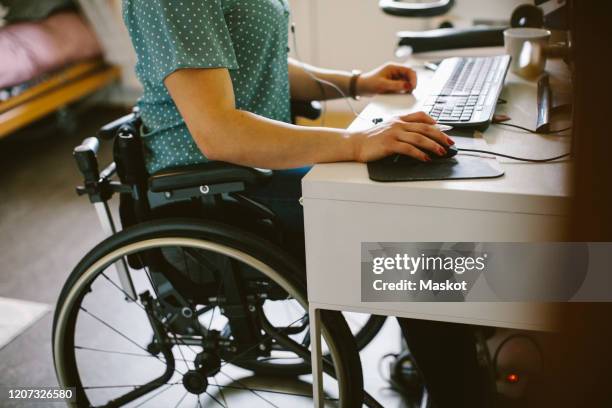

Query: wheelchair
left=52, top=103, right=386, bottom=407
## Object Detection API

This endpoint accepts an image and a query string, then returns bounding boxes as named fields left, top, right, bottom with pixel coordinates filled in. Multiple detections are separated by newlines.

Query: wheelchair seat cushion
left=148, top=162, right=271, bottom=192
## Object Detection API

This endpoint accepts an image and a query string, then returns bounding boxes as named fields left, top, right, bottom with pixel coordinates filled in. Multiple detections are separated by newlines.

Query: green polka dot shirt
left=122, top=0, right=291, bottom=174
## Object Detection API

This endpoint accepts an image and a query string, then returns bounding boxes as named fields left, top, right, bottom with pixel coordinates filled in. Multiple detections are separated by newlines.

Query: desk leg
left=309, top=305, right=324, bottom=407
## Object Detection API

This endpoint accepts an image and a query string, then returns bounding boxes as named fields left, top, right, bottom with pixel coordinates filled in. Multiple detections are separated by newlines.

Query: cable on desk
left=493, top=121, right=572, bottom=134
left=458, top=148, right=571, bottom=163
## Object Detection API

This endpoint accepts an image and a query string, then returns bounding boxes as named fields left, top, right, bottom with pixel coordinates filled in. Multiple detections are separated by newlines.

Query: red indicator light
left=506, top=373, right=520, bottom=383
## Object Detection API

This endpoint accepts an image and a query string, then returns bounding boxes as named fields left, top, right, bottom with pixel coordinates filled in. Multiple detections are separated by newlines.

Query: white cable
left=290, top=24, right=374, bottom=126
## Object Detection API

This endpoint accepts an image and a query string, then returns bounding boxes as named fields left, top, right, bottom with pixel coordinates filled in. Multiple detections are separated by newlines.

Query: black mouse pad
left=367, top=154, right=505, bottom=182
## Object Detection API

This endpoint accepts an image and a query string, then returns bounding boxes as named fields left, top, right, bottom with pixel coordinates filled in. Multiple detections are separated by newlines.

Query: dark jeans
left=250, top=167, right=488, bottom=407
left=248, top=166, right=310, bottom=262
left=397, top=318, right=489, bottom=407
left=248, top=166, right=310, bottom=232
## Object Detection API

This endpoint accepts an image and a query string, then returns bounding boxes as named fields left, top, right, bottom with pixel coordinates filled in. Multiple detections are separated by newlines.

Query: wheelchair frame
left=63, top=104, right=393, bottom=407
left=73, top=107, right=293, bottom=342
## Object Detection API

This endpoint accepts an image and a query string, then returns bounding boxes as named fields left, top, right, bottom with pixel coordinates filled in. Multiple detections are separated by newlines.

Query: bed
left=0, top=6, right=120, bottom=138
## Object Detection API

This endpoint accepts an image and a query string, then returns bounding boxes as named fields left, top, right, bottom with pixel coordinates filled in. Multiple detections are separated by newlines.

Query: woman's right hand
left=350, top=111, right=455, bottom=163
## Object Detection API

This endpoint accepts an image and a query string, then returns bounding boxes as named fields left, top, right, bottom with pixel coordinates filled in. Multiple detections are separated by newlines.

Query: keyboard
left=421, top=55, right=511, bottom=129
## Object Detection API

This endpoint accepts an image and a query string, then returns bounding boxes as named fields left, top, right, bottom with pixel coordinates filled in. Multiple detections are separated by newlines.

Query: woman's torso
left=123, top=0, right=291, bottom=173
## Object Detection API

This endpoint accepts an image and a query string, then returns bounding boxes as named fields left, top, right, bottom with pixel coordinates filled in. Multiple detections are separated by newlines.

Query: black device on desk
left=380, top=0, right=567, bottom=54
left=421, top=55, right=511, bottom=130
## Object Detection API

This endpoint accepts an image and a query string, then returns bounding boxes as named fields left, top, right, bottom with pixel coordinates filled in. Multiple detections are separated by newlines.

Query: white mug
left=504, top=28, right=551, bottom=78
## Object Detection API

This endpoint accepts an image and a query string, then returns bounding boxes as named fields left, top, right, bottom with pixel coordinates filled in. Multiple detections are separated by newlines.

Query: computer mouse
left=430, top=145, right=458, bottom=160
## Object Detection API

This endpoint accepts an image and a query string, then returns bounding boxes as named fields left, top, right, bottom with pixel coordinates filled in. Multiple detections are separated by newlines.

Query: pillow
left=0, top=11, right=102, bottom=88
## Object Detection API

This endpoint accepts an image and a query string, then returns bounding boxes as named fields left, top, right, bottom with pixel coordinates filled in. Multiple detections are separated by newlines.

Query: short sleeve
left=127, top=0, right=239, bottom=81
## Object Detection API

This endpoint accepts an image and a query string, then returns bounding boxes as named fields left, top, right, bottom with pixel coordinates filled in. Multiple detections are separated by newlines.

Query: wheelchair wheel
left=53, top=219, right=363, bottom=407
left=344, top=314, right=387, bottom=351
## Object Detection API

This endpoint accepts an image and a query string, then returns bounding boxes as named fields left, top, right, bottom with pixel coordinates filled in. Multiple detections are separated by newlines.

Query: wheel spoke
left=173, top=391, right=189, bottom=408
left=171, top=332, right=192, bottom=372
left=77, top=306, right=186, bottom=406
left=208, top=381, right=340, bottom=402
left=75, top=345, right=179, bottom=360
left=100, top=272, right=147, bottom=313
left=74, top=344, right=191, bottom=362
left=83, top=381, right=181, bottom=390
left=218, top=371, right=279, bottom=408
left=212, top=377, right=228, bottom=407
left=75, top=345, right=150, bottom=358
left=165, top=325, right=201, bottom=356
left=79, top=306, right=184, bottom=376
left=80, top=307, right=150, bottom=355
left=167, top=322, right=314, bottom=408
left=100, top=269, right=205, bottom=369
left=133, top=383, right=177, bottom=408
left=205, top=391, right=225, bottom=407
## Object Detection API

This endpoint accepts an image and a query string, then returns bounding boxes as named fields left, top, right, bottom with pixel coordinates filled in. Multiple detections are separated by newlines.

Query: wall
left=76, top=0, right=141, bottom=102
left=288, top=0, right=525, bottom=69
left=82, top=0, right=525, bottom=108
left=287, top=0, right=524, bottom=112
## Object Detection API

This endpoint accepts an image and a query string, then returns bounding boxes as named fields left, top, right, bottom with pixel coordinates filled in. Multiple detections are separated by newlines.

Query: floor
left=0, top=107, right=411, bottom=407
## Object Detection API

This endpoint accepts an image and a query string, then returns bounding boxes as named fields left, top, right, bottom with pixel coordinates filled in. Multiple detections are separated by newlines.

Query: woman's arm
left=288, top=58, right=418, bottom=101
left=165, top=68, right=453, bottom=169
left=288, top=58, right=353, bottom=101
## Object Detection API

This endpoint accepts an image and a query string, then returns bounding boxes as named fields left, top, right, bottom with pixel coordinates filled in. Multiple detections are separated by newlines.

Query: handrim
left=53, top=236, right=348, bottom=407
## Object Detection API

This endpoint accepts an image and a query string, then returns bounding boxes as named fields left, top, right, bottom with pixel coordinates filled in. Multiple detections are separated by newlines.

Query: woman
left=123, top=0, right=489, bottom=406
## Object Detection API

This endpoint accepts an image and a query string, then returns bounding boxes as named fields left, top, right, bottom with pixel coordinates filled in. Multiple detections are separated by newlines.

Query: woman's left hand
left=358, top=62, right=417, bottom=97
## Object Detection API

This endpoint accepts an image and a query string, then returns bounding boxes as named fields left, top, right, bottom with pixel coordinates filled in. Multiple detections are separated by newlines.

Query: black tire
left=353, top=315, right=387, bottom=351
left=53, top=218, right=363, bottom=407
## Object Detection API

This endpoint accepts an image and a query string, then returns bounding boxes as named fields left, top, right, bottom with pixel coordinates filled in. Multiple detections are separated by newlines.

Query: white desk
left=305, top=52, right=572, bottom=406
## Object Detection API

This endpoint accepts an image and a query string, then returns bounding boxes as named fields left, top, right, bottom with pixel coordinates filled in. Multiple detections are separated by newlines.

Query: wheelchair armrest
left=397, top=26, right=505, bottom=53
left=380, top=0, right=454, bottom=18
left=148, top=162, right=272, bottom=193
left=98, top=111, right=141, bottom=140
